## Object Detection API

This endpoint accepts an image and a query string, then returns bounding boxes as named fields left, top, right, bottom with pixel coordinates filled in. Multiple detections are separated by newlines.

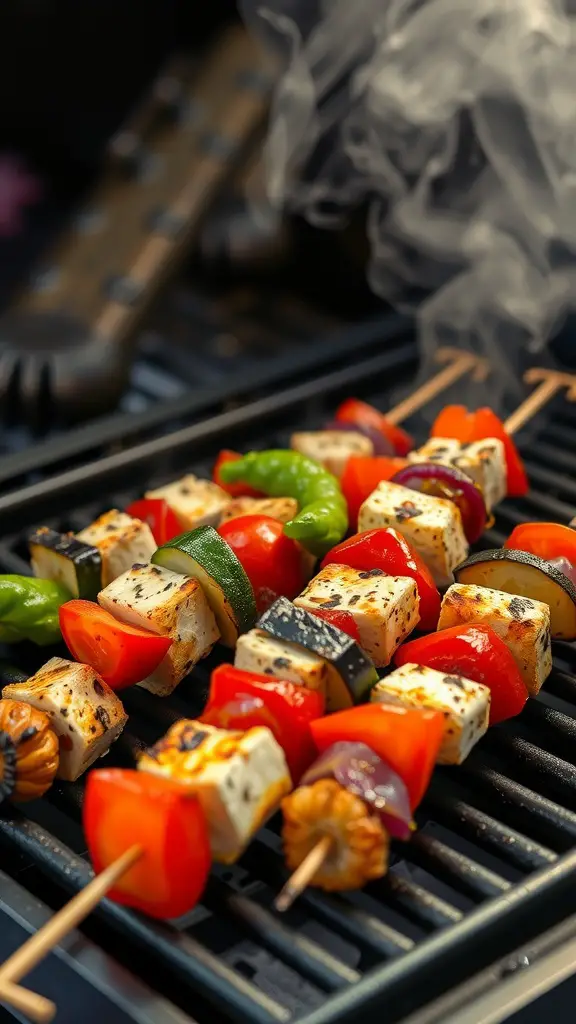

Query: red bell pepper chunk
left=322, top=527, right=441, bottom=632
left=430, top=405, right=529, bottom=498
left=335, top=399, right=414, bottom=456
left=59, top=600, right=172, bottom=691
left=201, top=664, right=324, bottom=783
left=218, top=515, right=307, bottom=614
left=125, top=498, right=182, bottom=546
left=341, top=456, right=410, bottom=528
left=505, top=522, right=576, bottom=565
left=311, top=703, right=444, bottom=810
left=395, top=624, right=528, bottom=725
left=213, top=450, right=264, bottom=498
left=307, top=606, right=362, bottom=644
left=84, top=768, right=211, bottom=920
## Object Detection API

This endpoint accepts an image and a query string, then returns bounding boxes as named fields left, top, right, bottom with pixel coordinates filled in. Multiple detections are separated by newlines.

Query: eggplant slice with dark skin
left=454, top=548, right=576, bottom=641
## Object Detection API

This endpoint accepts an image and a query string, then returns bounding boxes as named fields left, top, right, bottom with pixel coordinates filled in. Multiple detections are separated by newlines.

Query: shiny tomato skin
left=322, top=527, right=441, bottom=632
left=125, top=498, right=182, bottom=545
left=218, top=515, right=306, bottom=614
left=395, top=624, right=528, bottom=724
left=59, top=600, right=172, bottom=691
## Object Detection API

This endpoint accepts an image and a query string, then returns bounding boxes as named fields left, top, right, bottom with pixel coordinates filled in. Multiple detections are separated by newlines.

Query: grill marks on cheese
left=146, top=475, right=230, bottom=530
left=98, top=563, right=219, bottom=696
left=372, top=663, right=490, bottom=764
left=408, top=437, right=506, bottom=513
left=2, top=657, right=127, bottom=781
left=295, top=563, right=419, bottom=667
left=77, top=510, right=156, bottom=587
left=438, top=582, right=552, bottom=695
left=220, top=496, right=298, bottom=525
left=358, top=480, right=469, bottom=587
left=138, top=720, right=291, bottom=863
left=290, top=431, right=373, bottom=477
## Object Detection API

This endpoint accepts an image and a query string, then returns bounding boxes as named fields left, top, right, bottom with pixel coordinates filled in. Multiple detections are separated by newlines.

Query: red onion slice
left=325, top=419, right=394, bottom=456
left=302, top=740, right=414, bottom=839
left=549, top=556, right=576, bottom=587
left=391, top=462, right=487, bottom=543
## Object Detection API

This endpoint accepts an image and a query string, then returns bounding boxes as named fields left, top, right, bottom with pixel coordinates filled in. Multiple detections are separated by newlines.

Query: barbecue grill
left=1, top=320, right=576, bottom=1024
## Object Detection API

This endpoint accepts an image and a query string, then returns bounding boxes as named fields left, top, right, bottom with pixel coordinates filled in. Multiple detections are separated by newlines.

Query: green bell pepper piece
left=0, top=576, right=71, bottom=646
left=219, top=450, right=348, bottom=557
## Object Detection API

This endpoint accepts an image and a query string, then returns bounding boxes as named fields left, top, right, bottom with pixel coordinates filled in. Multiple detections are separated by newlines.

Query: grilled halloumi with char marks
left=98, top=563, right=219, bottom=696
left=295, top=563, right=419, bottom=667
left=77, top=510, right=156, bottom=587
left=438, top=582, right=552, bottom=695
left=290, top=430, right=373, bottom=477
left=138, top=720, right=291, bottom=863
left=408, top=437, right=506, bottom=513
left=146, top=475, right=229, bottom=530
left=235, top=628, right=327, bottom=696
left=219, top=495, right=298, bottom=525
left=358, top=480, right=468, bottom=587
left=372, top=663, right=490, bottom=764
left=2, top=657, right=127, bottom=781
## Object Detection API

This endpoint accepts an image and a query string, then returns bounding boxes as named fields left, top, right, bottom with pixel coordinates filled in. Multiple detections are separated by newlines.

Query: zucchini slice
left=152, top=526, right=256, bottom=647
left=455, top=548, right=576, bottom=641
left=257, top=596, right=378, bottom=710
left=29, top=528, right=102, bottom=600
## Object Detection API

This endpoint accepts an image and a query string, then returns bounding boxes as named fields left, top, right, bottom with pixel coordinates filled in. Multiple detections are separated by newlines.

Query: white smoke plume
left=241, top=0, right=576, bottom=409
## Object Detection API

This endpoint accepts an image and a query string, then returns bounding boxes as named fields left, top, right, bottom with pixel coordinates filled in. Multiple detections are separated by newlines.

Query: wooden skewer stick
left=0, top=980, right=55, bottom=1023
left=0, top=845, right=142, bottom=1023
left=385, top=347, right=490, bottom=426
left=504, top=368, right=576, bottom=436
left=274, top=835, right=333, bottom=913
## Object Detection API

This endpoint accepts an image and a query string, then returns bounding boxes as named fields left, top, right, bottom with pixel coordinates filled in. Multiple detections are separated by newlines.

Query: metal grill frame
left=1, top=335, right=576, bottom=1024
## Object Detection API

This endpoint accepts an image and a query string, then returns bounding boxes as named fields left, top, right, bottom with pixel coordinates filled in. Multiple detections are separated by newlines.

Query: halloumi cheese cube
left=235, top=628, right=327, bottom=696
left=408, top=437, right=506, bottom=512
left=146, top=475, right=229, bottom=530
left=438, top=583, right=551, bottom=695
left=98, top=563, right=219, bottom=696
left=77, top=510, right=156, bottom=587
left=220, top=495, right=298, bottom=525
left=372, top=662, right=490, bottom=765
left=358, top=480, right=468, bottom=587
left=290, top=430, right=373, bottom=477
left=295, top=563, right=419, bottom=667
left=138, top=720, right=291, bottom=863
left=3, top=657, right=127, bottom=781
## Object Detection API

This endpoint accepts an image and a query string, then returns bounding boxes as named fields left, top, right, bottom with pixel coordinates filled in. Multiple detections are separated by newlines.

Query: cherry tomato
left=322, top=527, right=441, bottom=632
left=335, top=399, right=414, bottom=456
left=201, top=664, right=324, bottom=783
left=59, top=600, right=172, bottom=691
left=218, top=515, right=306, bottom=614
left=125, top=499, right=182, bottom=546
left=213, top=451, right=264, bottom=498
left=395, top=625, right=528, bottom=724
left=84, top=769, right=210, bottom=920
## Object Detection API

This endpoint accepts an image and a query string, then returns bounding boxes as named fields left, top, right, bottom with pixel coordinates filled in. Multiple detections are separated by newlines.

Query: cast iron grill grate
left=1, top=337, right=576, bottom=1024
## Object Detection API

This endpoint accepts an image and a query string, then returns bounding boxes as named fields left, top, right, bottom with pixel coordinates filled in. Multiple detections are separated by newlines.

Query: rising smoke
left=241, top=0, right=576, bottom=404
